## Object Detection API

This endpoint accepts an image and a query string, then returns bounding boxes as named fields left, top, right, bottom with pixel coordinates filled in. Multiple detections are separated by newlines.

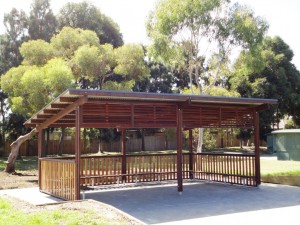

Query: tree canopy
left=1, top=27, right=149, bottom=118
left=57, top=1, right=123, bottom=47
left=147, top=0, right=268, bottom=94
left=28, top=0, right=57, bottom=41
left=231, top=36, right=300, bottom=132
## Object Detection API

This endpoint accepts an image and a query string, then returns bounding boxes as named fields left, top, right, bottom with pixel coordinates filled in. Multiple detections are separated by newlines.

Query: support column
left=189, top=129, right=194, bottom=179
left=37, top=129, right=45, bottom=189
left=121, top=129, right=127, bottom=182
left=177, top=107, right=183, bottom=193
left=75, top=106, right=82, bottom=200
left=254, top=111, right=261, bottom=186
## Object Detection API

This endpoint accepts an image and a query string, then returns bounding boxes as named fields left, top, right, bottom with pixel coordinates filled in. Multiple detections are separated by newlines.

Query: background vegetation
left=0, top=0, right=300, bottom=154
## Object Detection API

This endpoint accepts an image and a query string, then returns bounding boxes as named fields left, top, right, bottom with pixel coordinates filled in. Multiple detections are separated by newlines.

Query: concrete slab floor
left=0, top=187, right=63, bottom=205
left=84, top=182, right=300, bottom=225
left=1, top=182, right=299, bottom=225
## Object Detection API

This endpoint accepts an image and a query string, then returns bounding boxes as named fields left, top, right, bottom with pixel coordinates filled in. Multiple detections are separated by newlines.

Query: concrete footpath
left=85, top=182, right=300, bottom=225
left=0, top=187, right=63, bottom=205
left=1, top=182, right=300, bottom=224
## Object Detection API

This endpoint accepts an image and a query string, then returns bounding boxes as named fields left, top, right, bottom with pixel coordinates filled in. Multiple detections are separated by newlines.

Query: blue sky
left=0, top=0, right=299, bottom=69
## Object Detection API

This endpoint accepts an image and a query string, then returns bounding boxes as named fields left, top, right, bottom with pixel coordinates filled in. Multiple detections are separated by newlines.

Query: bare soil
left=0, top=171, right=142, bottom=225
left=0, top=171, right=38, bottom=190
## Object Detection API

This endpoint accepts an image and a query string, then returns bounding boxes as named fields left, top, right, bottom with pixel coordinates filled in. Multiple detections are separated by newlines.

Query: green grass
left=0, top=197, right=120, bottom=225
left=261, top=159, right=300, bottom=176
left=0, top=157, right=38, bottom=171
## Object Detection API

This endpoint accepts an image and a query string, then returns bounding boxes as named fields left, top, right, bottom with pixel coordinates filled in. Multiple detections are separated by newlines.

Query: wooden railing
left=194, top=153, right=256, bottom=186
left=79, top=153, right=257, bottom=187
left=39, top=152, right=257, bottom=198
left=40, top=158, right=76, bottom=200
left=80, top=155, right=122, bottom=186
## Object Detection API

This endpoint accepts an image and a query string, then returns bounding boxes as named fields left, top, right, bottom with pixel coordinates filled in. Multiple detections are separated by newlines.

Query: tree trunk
left=58, top=127, right=65, bottom=156
left=197, top=128, right=203, bottom=153
left=4, top=128, right=38, bottom=173
left=45, top=128, right=50, bottom=156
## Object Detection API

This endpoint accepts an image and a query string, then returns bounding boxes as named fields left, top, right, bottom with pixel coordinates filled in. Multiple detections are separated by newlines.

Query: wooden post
left=254, top=111, right=261, bottom=186
left=177, top=107, right=183, bottom=193
left=75, top=106, right=81, bottom=200
left=121, top=129, right=127, bottom=182
left=37, top=129, right=44, bottom=189
left=189, top=129, right=194, bottom=179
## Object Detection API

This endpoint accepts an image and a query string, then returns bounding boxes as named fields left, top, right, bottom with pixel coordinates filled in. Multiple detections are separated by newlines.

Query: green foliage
left=203, top=129, right=217, bottom=150
left=147, top=0, right=268, bottom=95
left=1, top=58, right=73, bottom=117
left=1, top=8, right=28, bottom=70
left=103, top=80, right=135, bottom=91
left=114, top=44, right=150, bottom=81
left=44, top=58, right=74, bottom=96
left=28, top=0, right=57, bottom=41
left=231, top=36, right=300, bottom=130
left=50, top=27, right=99, bottom=59
left=57, top=1, right=123, bottom=47
left=133, top=61, right=175, bottom=93
left=2, top=26, right=150, bottom=118
left=236, top=128, right=252, bottom=147
left=20, top=39, right=55, bottom=66
left=183, top=85, right=240, bottom=97
left=74, top=44, right=115, bottom=87
left=183, top=128, right=217, bottom=150
left=285, top=119, right=300, bottom=129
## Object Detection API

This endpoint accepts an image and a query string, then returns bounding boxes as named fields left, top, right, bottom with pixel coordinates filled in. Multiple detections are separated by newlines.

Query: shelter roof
left=24, top=88, right=277, bottom=129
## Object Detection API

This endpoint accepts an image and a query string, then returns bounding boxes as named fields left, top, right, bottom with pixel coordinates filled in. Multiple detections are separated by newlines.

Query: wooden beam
left=254, top=111, right=261, bottom=186
left=189, top=129, right=194, bottom=179
left=121, top=129, right=127, bottom=182
left=177, top=106, right=183, bottom=193
left=75, top=106, right=82, bottom=200
left=38, top=129, right=44, bottom=190
left=37, top=96, right=87, bottom=131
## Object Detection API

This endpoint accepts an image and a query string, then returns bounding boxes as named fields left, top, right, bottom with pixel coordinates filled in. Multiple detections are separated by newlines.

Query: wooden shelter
left=24, top=88, right=277, bottom=200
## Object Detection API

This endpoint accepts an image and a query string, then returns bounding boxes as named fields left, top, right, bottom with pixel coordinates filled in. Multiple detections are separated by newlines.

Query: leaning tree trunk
left=4, top=128, right=38, bottom=173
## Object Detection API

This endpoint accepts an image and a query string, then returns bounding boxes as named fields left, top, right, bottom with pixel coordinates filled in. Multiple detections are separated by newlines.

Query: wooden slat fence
left=80, top=155, right=122, bottom=186
left=193, top=153, right=256, bottom=186
left=78, top=153, right=256, bottom=187
left=40, top=158, right=76, bottom=200
left=39, top=153, right=257, bottom=199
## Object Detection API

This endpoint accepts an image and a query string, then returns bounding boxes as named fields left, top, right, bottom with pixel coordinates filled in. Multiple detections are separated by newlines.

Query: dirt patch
left=0, top=171, right=38, bottom=190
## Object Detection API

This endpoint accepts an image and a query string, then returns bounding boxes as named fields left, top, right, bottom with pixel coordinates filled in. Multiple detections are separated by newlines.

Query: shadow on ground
left=85, top=181, right=300, bottom=224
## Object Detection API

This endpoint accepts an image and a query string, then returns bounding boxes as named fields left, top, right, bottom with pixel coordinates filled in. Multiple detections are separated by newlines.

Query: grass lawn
left=260, top=158, right=300, bottom=176
left=0, top=197, right=128, bottom=225
left=0, top=156, right=38, bottom=171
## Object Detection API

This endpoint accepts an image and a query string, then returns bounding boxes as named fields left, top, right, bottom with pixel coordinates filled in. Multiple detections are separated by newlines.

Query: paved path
left=0, top=187, right=63, bottom=205
left=1, top=182, right=300, bottom=224
left=85, top=182, right=300, bottom=224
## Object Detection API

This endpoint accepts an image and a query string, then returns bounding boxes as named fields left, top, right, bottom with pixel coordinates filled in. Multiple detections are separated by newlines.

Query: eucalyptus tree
left=28, top=0, right=57, bottom=41
left=147, top=0, right=268, bottom=151
left=1, top=26, right=149, bottom=171
left=231, top=36, right=300, bottom=136
left=2, top=8, right=28, bottom=70
left=57, top=1, right=123, bottom=47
